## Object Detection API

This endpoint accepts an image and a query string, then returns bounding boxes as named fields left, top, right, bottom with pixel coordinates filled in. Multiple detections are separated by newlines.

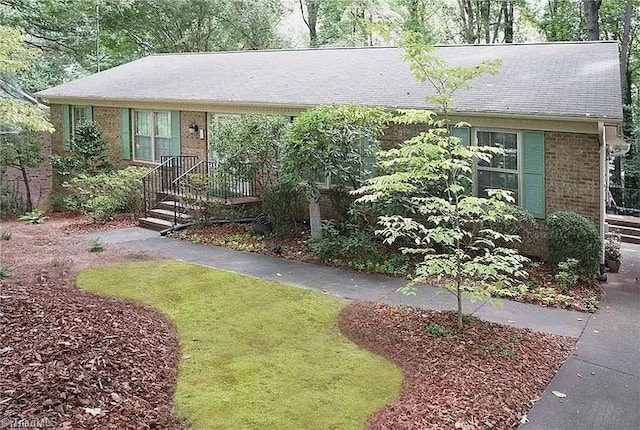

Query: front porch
left=139, top=155, right=263, bottom=231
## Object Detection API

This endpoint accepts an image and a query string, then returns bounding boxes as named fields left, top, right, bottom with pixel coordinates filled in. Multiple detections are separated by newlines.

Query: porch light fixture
left=188, top=122, right=199, bottom=134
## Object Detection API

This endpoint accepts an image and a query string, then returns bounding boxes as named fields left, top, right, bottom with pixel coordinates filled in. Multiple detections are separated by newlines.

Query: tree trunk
left=458, top=0, right=476, bottom=43
left=504, top=1, right=514, bottom=43
left=18, top=160, right=33, bottom=212
left=619, top=0, right=633, bottom=101
left=299, top=0, right=319, bottom=47
left=308, top=187, right=322, bottom=237
left=583, top=0, right=601, bottom=41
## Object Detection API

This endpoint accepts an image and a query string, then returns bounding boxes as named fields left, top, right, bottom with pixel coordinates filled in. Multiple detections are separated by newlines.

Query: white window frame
left=473, top=128, right=523, bottom=203
left=132, top=110, right=172, bottom=164
left=71, top=105, right=91, bottom=137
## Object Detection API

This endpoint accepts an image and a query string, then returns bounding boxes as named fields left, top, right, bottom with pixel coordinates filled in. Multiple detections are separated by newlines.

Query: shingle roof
left=35, top=42, right=623, bottom=120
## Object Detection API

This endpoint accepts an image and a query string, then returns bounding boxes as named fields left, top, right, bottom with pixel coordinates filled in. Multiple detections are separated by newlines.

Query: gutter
left=35, top=95, right=623, bottom=126
left=598, top=121, right=607, bottom=264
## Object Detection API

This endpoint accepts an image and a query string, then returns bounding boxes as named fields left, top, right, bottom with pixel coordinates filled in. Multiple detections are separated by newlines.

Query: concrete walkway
left=523, top=243, right=640, bottom=430
left=85, top=228, right=640, bottom=429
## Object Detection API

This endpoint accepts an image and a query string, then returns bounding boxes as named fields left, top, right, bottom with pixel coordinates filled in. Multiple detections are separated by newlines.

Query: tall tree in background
left=583, top=0, right=603, bottom=40
left=299, top=0, right=320, bottom=46
left=456, top=0, right=523, bottom=44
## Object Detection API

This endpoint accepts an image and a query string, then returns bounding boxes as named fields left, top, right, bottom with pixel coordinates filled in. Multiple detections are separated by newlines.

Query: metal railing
left=170, top=160, right=263, bottom=225
left=608, top=186, right=640, bottom=216
left=141, top=155, right=199, bottom=217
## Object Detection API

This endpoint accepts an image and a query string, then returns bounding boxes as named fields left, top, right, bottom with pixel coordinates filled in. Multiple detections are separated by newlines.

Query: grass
left=77, top=261, right=401, bottom=429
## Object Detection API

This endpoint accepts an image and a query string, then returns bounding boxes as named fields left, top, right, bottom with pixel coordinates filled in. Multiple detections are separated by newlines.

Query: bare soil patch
left=0, top=218, right=185, bottom=429
left=339, top=302, right=576, bottom=430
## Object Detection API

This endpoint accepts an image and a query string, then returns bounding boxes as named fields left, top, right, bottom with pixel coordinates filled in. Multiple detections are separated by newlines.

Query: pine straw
left=338, top=302, right=576, bottom=430
left=0, top=219, right=185, bottom=428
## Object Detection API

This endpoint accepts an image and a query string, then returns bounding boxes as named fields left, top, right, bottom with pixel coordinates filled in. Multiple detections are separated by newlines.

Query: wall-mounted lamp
left=188, top=122, right=199, bottom=134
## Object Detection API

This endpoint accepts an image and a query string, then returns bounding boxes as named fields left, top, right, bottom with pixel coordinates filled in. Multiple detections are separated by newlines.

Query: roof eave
left=36, top=95, right=623, bottom=125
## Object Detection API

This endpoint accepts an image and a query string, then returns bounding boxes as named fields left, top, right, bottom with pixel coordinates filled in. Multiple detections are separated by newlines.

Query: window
left=133, top=110, right=172, bottom=163
left=475, top=130, right=520, bottom=203
left=71, top=105, right=92, bottom=135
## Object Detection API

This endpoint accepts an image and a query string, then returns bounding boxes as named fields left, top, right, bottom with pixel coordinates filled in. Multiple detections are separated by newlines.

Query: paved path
left=523, top=243, right=640, bottom=430
left=85, top=228, right=640, bottom=429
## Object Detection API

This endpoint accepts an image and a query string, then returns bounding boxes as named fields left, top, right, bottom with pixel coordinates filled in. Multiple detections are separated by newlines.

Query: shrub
left=487, top=205, right=542, bottom=253
left=555, top=258, right=580, bottom=293
left=48, top=193, right=67, bottom=212
left=64, top=167, right=150, bottom=220
left=0, top=266, right=10, bottom=278
left=85, top=195, right=120, bottom=222
left=19, top=209, right=46, bottom=224
left=309, top=221, right=341, bottom=260
left=547, top=211, right=602, bottom=278
left=0, top=230, right=11, bottom=240
left=89, top=238, right=106, bottom=252
left=261, top=181, right=305, bottom=234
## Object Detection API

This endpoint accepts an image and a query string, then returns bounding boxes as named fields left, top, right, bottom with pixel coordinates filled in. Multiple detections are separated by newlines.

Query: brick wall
left=180, top=111, right=208, bottom=161
left=379, top=123, right=427, bottom=150
left=93, top=107, right=127, bottom=169
left=1, top=132, right=52, bottom=210
left=545, top=131, right=601, bottom=228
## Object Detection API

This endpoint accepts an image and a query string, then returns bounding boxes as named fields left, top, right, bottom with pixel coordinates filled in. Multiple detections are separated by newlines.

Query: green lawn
left=77, top=261, right=401, bottom=429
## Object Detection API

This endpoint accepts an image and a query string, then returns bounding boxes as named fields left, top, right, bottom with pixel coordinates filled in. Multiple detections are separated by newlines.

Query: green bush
left=19, top=209, right=46, bottom=224
left=48, top=193, right=67, bottom=212
left=0, top=230, right=11, bottom=240
left=309, top=221, right=379, bottom=262
left=547, top=211, right=602, bottom=278
left=555, top=258, right=580, bottom=293
left=261, top=181, right=305, bottom=234
left=64, top=167, right=150, bottom=220
left=487, top=204, right=542, bottom=253
left=85, top=195, right=120, bottom=222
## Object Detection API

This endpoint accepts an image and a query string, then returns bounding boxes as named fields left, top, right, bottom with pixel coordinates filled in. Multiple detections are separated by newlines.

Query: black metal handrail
left=608, top=186, right=640, bottom=217
left=141, top=155, right=199, bottom=217
left=170, top=160, right=263, bottom=225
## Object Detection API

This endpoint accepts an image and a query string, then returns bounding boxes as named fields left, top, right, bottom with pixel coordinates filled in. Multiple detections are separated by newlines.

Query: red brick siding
left=545, top=131, right=601, bottom=228
left=180, top=111, right=208, bottom=161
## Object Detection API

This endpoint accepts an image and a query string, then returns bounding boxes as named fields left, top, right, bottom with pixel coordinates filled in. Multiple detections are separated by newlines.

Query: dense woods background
left=0, top=0, right=638, bottom=189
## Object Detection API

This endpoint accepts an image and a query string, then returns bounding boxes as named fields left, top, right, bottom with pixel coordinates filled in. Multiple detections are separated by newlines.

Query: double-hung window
left=133, top=110, right=172, bottom=163
left=475, top=130, right=520, bottom=203
left=71, top=105, right=92, bottom=136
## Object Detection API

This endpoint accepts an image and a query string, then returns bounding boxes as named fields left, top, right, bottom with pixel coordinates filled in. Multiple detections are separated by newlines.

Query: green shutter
left=522, top=131, right=545, bottom=219
left=86, top=106, right=93, bottom=123
left=170, top=111, right=181, bottom=155
left=62, top=104, right=71, bottom=151
left=120, top=108, right=131, bottom=160
left=451, top=126, right=470, bottom=147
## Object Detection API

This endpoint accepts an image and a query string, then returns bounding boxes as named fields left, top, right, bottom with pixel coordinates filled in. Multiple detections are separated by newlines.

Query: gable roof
left=35, top=42, right=623, bottom=121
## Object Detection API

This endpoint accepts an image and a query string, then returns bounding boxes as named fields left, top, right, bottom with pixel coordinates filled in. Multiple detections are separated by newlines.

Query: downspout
left=598, top=121, right=606, bottom=264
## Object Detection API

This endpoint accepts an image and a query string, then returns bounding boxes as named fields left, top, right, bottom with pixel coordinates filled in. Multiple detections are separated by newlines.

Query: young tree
left=282, top=105, right=389, bottom=237
left=355, top=33, right=528, bottom=330
left=0, top=26, right=54, bottom=211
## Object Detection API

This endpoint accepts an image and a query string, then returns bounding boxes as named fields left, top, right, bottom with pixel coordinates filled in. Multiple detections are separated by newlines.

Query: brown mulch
left=0, top=218, right=186, bottom=429
left=338, top=302, right=576, bottom=430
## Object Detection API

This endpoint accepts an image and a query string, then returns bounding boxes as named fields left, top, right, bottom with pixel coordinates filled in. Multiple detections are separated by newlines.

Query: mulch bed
left=339, top=302, right=576, bottom=430
left=0, top=219, right=185, bottom=429
left=169, top=223, right=602, bottom=312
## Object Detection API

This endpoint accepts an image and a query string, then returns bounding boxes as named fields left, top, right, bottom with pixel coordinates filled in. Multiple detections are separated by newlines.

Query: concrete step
left=608, top=225, right=640, bottom=237
left=156, top=200, right=203, bottom=215
left=606, top=216, right=640, bottom=229
left=620, top=234, right=640, bottom=245
left=148, top=208, right=193, bottom=223
left=138, top=217, right=174, bottom=231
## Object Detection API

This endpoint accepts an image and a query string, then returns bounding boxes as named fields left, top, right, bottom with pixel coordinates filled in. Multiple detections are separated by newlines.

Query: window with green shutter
left=62, top=104, right=71, bottom=151
left=521, top=131, right=545, bottom=219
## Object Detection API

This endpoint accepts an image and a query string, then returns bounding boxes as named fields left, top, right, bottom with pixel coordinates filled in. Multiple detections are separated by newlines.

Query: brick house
left=35, top=42, right=623, bottom=241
